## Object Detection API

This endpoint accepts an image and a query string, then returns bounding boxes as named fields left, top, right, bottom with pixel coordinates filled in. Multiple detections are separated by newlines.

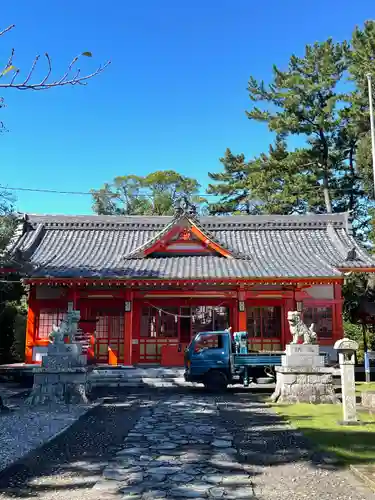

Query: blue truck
left=184, top=330, right=283, bottom=391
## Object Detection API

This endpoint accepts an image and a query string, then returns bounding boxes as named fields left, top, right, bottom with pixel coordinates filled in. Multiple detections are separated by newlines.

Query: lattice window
left=303, top=306, right=333, bottom=339
left=158, top=307, right=179, bottom=338
left=95, top=312, right=124, bottom=339
left=247, top=307, right=261, bottom=338
left=109, top=315, right=124, bottom=339
left=213, top=306, right=230, bottom=331
left=141, top=307, right=157, bottom=338
left=37, top=308, right=65, bottom=340
left=191, top=306, right=229, bottom=336
left=140, top=306, right=178, bottom=338
left=246, top=307, right=282, bottom=339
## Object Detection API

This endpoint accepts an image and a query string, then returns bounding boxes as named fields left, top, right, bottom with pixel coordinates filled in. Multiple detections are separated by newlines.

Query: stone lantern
left=334, top=338, right=359, bottom=425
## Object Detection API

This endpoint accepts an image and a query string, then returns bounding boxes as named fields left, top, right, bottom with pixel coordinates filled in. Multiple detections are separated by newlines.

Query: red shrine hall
left=6, top=206, right=375, bottom=366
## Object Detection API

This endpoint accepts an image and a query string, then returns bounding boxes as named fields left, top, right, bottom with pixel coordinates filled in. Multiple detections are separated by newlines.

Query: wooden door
left=246, top=304, right=283, bottom=351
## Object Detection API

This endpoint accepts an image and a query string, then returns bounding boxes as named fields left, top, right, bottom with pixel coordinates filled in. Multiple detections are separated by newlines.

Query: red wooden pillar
left=238, top=287, right=247, bottom=331
left=124, top=289, right=133, bottom=366
left=25, top=286, right=36, bottom=364
left=333, top=283, right=344, bottom=341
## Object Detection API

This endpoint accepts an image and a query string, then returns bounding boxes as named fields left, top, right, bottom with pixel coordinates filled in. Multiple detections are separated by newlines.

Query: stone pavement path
left=0, top=389, right=373, bottom=500
left=96, top=394, right=254, bottom=499
left=95, top=392, right=373, bottom=500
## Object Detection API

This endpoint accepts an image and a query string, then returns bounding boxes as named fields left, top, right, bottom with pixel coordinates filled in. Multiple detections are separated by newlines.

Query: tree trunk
left=319, top=128, right=332, bottom=213
left=348, top=143, right=356, bottom=213
left=323, top=175, right=332, bottom=213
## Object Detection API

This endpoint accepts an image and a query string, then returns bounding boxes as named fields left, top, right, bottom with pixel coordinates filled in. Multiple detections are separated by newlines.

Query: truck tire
left=204, top=371, right=228, bottom=392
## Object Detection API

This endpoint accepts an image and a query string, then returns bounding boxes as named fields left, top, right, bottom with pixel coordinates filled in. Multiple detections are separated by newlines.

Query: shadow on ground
left=0, top=386, right=372, bottom=499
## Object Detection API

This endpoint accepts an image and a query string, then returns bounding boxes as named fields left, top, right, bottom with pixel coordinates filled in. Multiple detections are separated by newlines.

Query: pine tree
left=208, top=138, right=323, bottom=215
left=246, top=38, right=350, bottom=213
left=209, top=24, right=375, bottom=240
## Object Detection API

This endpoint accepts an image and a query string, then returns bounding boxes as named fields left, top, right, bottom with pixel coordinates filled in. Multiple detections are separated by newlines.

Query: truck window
left=194, top=334, right=224, bottom=352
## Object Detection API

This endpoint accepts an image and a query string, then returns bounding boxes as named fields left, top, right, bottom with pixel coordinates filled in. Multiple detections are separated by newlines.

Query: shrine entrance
left=133, top=300, right=232, bottom=364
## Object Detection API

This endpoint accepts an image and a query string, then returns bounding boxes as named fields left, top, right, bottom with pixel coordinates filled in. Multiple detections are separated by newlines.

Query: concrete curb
left=350, top=465, right=375, bottom=492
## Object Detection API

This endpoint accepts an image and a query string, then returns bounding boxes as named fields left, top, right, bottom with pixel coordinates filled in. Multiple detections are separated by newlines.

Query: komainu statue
left=288, top=311, right=317, bottom=345
left=49, top=304, right=80, bottom=344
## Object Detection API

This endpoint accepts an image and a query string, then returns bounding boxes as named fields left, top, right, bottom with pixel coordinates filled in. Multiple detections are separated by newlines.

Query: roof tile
left=8, top=212, right=375, bottom=279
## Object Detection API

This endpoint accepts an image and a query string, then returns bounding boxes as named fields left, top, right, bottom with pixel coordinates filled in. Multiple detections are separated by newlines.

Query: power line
left=0, top=185, right=94, bottom=196
left=0, top=183, right=366, bottom=197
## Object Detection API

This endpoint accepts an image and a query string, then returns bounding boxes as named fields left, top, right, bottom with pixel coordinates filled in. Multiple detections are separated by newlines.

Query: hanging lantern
left=175, top=315, right=178, bottom=323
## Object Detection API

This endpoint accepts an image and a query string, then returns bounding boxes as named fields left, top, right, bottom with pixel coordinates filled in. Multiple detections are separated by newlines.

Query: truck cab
left=184, top=330, right=283, bottom=391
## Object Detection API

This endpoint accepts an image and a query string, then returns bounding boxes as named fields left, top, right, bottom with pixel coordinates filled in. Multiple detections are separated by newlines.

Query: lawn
left=273, top=403, right=375, bottom=466
left=356, top=382, right=375, bottom=394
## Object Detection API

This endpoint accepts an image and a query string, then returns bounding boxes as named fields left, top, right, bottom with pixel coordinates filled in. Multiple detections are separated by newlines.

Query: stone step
left=89, top=378, right=192, bottom=388
left=89, top=368, right=185, bottom=379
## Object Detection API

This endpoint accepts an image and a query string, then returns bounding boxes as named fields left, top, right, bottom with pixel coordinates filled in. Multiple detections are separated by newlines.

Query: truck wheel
left=204, top=371, right=228, bottom=392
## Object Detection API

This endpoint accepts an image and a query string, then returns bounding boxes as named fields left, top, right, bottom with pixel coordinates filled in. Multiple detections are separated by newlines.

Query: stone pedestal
left=282, top=344, right=324, bottom=367
left=26, top=342, right=89, bottom=405
left=271, top=344, right=337, bottom=404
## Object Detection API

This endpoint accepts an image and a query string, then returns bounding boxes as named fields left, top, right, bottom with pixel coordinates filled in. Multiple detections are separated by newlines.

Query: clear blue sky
left=0, top=1, right=373, bottom=215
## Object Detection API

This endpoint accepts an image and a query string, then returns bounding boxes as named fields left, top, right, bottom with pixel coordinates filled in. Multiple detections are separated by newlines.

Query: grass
left=273, top=403, right=375, bottom=466
left=356, top=382, right=375, bottom=394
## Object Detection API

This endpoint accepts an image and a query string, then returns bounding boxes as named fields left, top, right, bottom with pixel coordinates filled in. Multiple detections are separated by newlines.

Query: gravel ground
left=0, top=387, right=373, bottom=499
left=0, top=393, right=93, bottom=473
left=219, top=393, right=374, bottom=499
left=0, top=390, right=158, bottom=500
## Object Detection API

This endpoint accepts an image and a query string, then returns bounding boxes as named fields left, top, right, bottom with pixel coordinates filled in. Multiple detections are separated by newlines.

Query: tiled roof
left=7, top=212, right=375, bottom=279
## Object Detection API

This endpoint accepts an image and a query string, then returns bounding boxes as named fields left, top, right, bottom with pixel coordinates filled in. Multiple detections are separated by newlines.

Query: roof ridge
left=25, top=215, right=348, bottom=230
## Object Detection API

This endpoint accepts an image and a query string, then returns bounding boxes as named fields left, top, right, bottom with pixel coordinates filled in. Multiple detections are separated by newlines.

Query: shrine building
left=6, top=206, right=375, bottom=366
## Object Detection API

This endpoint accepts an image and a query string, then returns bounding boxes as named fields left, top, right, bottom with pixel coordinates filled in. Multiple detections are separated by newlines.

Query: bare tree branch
left=0, top=25, right=15, bottom=38
left=2, top=48, right=15, bottom=74
left=39, top=53, right=52, bottom=86
left=0, top=24, right=110, bottom=90
left=23, top=55, right=40, bottom=86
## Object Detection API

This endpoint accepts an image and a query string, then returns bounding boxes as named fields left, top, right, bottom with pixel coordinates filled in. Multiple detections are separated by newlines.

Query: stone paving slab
left=94, top=392, right=374, bottom=500
left=95, top=394, right=254, bottom=499
left=0, top=387, right=373, bottom=500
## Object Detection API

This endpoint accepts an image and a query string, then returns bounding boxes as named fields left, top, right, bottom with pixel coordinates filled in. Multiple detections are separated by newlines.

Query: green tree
left=342, top=21, right=375, bottom=241
left=208, top=137, right=324, bottom=215
left=210, top=22, right=375, bottom=240
left=92, top=171, right=206, bottom=216
left=342, top=272, right=375, bottom=361
left=246, top=38, right=349, bottom=214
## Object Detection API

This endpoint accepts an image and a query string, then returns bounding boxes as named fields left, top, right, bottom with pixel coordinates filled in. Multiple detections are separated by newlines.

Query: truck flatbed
left=233, top=353, right=283, bottom=367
